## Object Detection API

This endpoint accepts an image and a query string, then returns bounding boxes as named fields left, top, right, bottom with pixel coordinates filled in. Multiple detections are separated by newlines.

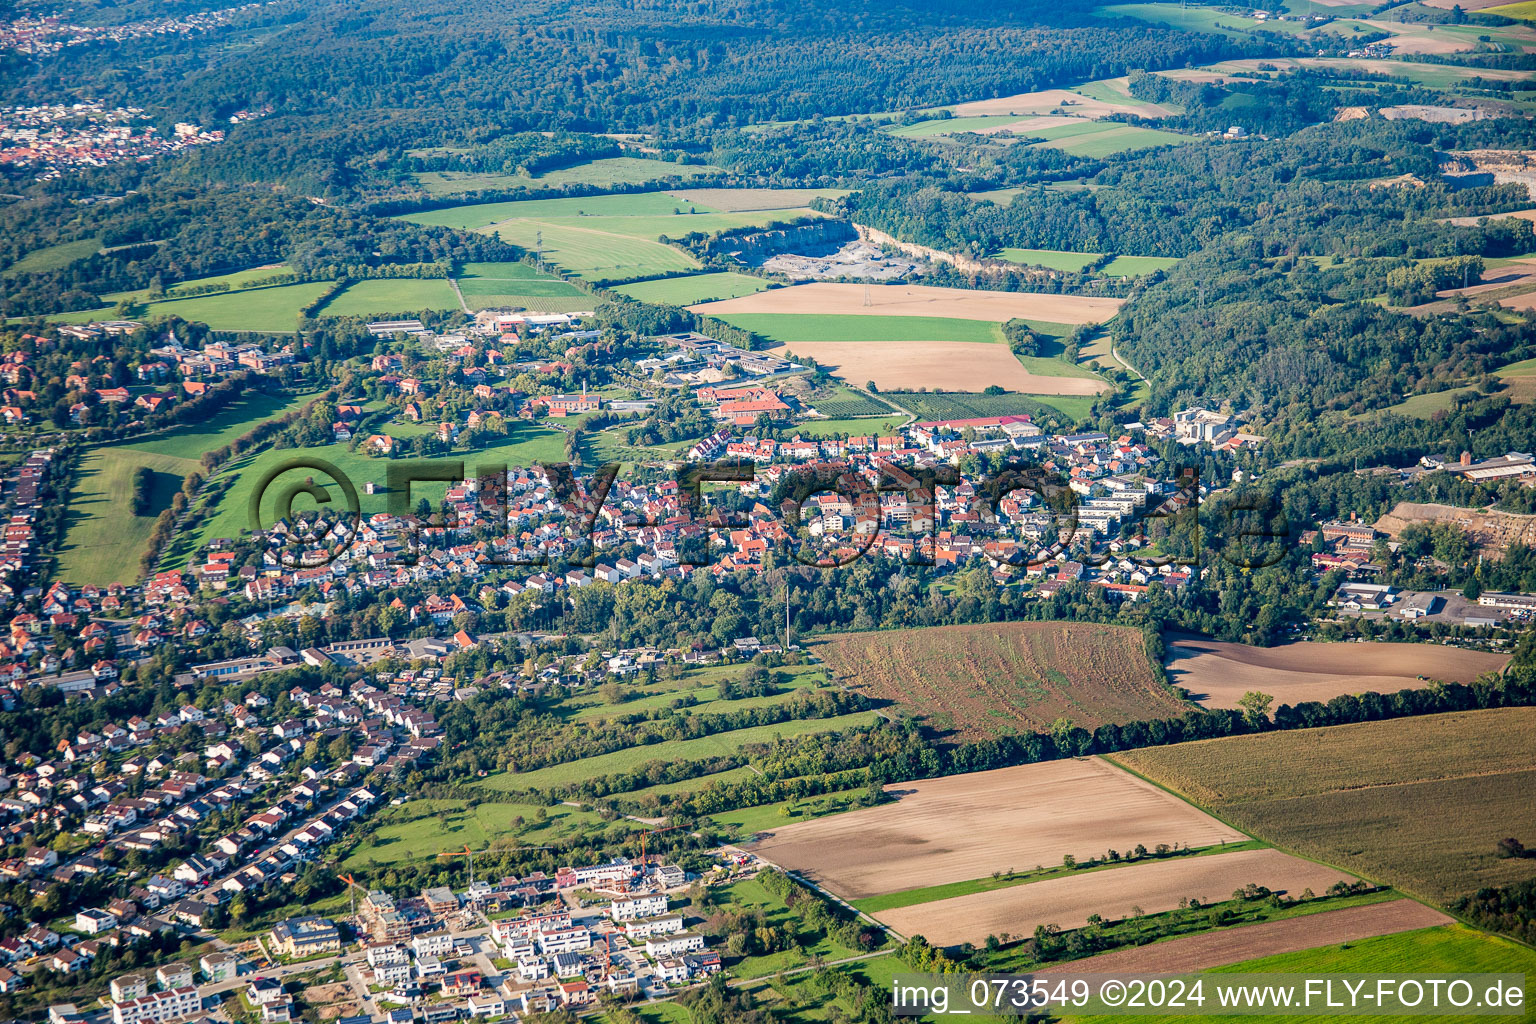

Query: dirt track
left=874, top=848, right=1361, bottom=946
left=769, top=340, right=1107, bottom=394
left=1168, top=638, right=1509, bottom=710
left=747, top=758, right=1243, bottom=899
left=689, top=282, right=1124, bottom=325
left=1036, top=899, right=1452, bottom=973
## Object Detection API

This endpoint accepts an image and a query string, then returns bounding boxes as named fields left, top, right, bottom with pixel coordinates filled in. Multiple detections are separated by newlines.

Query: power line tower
left=863, top=280, right=872, bottom=307
left=536, top=230, right=544, bottom=271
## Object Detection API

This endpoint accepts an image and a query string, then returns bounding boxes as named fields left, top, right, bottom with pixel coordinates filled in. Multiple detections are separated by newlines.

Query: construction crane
left=338, top=872, right=367, bottom=920
left=638, top=825, right=682, bottom=870
left=437, top=844, right=491, bottom=887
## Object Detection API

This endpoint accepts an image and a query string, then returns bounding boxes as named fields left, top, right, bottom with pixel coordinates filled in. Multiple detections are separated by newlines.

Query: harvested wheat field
left=978, top=115, right=1093, bottom=135
left=1037, top=900, right=1451, bottom=974
left=1113, top=708, right=1536, bottom=899
left=1167, top=637, right=1508, bottom=710
left=689, top=282, right=1123, bottom=324
left=951, top=89, right=1175, bottom=119
left=748, top=757, right=1244, bottom=900
left=819, top=622, right=1187, bottom=739
left=876, top=848, right=1358, bottom=946
left=769, top=340, right=1109, bottom=395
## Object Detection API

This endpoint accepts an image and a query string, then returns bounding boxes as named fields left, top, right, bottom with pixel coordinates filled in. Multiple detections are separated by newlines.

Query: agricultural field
left=774, top=340, right=1108, bottom=394
left=997, top=248, right=1099, bottom=272
left=50, top=280, right=334, bottom=333
left=874, top=848, right=1361, bottom=946
left=1487, top=0, right=1536, bottom=16
left=612, top=272, right=772, bottom=305
left=476, top=711, right=880, bottom=793
left=690, top=282, right=1124, bottom=325
left=794, top=383, right=899, bottom=419
left=400, top=191, right=827, bottom=284
left=1025, top=120, right=1190, bottom=157
left=1039, top=899, right=1452, bottom=975
left=411, top=156, right=723, bottom=195
left=318, top=278, right=462, bottom=317
left=748, top=758, right=1245, bottom=900
left=2, top=237, right=100, bottom=276
left=454, top=261, right=591, bottom=312
left=55, top=390, right=316, bottom=586
left=1165, top=637, right=1510, bottom=710
left=341, top=798, right=636, bottom=869
left=723, top=313, right=1005, bottom=346
left=1111, top=707, right=1536, bottom=899
left=661, top=187, right=849, bottom=211
left=890, top=389, right=1100, bottom=423
left=949, top=86, right=1176, bottom=120
left=816, top=622, right=1189, bottom=739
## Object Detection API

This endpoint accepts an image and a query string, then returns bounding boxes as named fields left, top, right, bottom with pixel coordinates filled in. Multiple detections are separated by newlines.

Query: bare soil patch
left=1167, top=637, right=1508, bottom=710
left=875, top=848, right=1359, bottom=946
left=1375, top=500, right=1536, bottom=558
left=982, top=115, right=1094, bottom=135
left=747, top=757, right=1244, bottom=900
left=1037, top=900, right=1452, bottom=974
left=690, top=282, right=1123, bottom=324
left=769, top=340, right=1108, bottom=395
left=951, top=89, right=1174, bottom=119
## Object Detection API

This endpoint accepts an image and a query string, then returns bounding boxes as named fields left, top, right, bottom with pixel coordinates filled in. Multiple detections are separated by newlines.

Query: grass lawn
left=477, top=711, right=880, bottom=792
left=400, top=194, right=824, bottom=284
left=319, top=278, right=462, bottom=317
left=715, top=313, right=1005, bottom=345
left=3, top=237, right=100, bottom=276
left=186, top=421, right=565, bottom=551
left=49, top=280, right=334, bottom=333
left=613, top=272, right=772, bottom=305
left=891, top=390, right=1099, bottom=424
left=56, top=448, right=198, bottom=586
left=102, top=264, right=294, bottom=303
left=1102, top=254, right=1182, bottom=276
left=411, top=157, right=723, bottom=195
left=341, top=798, right=633, bottom=869
left=997, top=248, right=1100, bottom=272
left=715, top=876, right=868, bottom=978
left=703, top=790, right=869, bottom=839
left=1030, top=123, right=1189, bottom=157
left=55, top=390, right=317, bottom=585
left=1355, top=384, right=1478, bottom=421
left=557, top=665, right=828, bottom=723
left=1065, top=925, right=1536, bottom=1024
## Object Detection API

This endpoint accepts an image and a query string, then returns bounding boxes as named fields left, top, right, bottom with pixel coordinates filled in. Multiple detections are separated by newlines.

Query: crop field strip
left=1111, top=707, right=1536, bottom=900
left=410, top=156, right=724, bottom=195
left=816, top=622, right=1190, bottom=739
left=612, top=272, right=772, bottom=305
left=872, top=847, right=1365, bottom=946
left=689, top=282, right=1125, bottom=325
left=748, top=757, right=1246, bottom=900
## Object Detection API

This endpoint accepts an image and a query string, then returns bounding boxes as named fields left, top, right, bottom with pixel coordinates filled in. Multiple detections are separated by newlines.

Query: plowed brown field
left=748, top=757, right=1245, bottom=899
left=818, top=621, right=1189, bottom=740
left=875, top=848, right=1359, bottom=946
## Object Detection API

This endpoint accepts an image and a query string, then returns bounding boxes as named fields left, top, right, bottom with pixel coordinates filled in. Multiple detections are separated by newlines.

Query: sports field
left=817, top=622, right=1187, bottom=739
left=749, top=758, right=1245, bottom=900
left=319, top=278, right=462, bottom=317
left=613, top=272, right=772, bottom=305
left=56, top=391, right=316, bottom=585
left=1166, top=637, right=1509, bottom=709
left=690, top=282, right=1123, bottom=324
left=1113, top=707, right=1536, bottom=899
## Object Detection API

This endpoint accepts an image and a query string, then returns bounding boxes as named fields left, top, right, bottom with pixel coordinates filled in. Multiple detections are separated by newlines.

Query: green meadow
left=411, top=156, right=724, bottom=196
left=612, top=272, right=772, bottom=305
left=319, top=278, right=462, bottom=317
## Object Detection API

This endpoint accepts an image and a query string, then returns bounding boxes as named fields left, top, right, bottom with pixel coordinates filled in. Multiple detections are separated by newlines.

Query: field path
left=1036, top=899, right=1452, bottom=974
left=448, top=276, right=470, bottom=313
